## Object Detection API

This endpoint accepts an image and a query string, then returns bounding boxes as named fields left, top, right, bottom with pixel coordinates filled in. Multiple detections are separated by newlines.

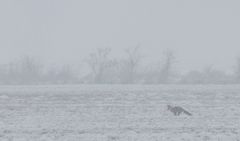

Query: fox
left=167, top=105, right=192, bottom=116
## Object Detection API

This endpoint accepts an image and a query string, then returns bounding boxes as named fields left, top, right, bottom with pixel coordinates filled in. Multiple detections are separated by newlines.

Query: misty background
left=1, top=0, right=240, bottom=84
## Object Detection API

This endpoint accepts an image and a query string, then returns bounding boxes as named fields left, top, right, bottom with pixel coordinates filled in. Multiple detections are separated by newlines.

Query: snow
left=0, top=85, right=239, bottom=141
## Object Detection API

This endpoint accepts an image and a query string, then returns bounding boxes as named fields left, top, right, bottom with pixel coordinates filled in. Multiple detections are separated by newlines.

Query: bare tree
left=19, top=56, right=43, bottom=84
left=6, top=56, right=43, bottom=84
left=0, top=64, right=9, bottom=84
left=181, top=66, right=231, bottom=84
left=54, top=65, right=78, bottom=84
left=86, top=48, right=113, bottom=83
left=235, top=57, right=240, bottom=83
left=120, top=46, right=142, bottom=83
left=158, top=50, right=175, bottom=83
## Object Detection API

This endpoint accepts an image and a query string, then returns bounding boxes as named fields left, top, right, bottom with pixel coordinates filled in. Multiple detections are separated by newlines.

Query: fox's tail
left=183, top=110, right=192, bottom=116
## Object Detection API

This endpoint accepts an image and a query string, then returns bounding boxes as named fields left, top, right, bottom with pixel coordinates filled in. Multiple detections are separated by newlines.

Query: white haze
left=0, top=0, right=240, bottom=73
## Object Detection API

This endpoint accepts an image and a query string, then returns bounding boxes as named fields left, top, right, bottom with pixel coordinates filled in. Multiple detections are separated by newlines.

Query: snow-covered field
left=0, top=85, right=239, bottom=141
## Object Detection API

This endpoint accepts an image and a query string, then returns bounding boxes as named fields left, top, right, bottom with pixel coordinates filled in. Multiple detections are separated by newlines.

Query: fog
left=0, top=0, right=240, bottom=84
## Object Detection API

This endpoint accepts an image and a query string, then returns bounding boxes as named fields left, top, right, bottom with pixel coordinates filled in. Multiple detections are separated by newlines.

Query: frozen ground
left=0, top=85, right=239, bottom=141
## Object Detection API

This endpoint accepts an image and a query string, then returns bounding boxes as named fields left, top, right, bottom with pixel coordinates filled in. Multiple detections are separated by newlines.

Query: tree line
left=0, top=47, right=240, bottom=85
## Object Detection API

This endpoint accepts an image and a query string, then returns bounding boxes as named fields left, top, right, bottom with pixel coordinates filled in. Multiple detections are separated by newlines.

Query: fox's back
left=167, top=105, right=192, bottom=116
left=172, top=106, right=184, bottom=111
left=168, top=106, right=183, bottom=113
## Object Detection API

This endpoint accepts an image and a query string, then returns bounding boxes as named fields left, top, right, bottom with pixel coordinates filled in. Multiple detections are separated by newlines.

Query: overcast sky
left=0, top=0, right=240, bottom=73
